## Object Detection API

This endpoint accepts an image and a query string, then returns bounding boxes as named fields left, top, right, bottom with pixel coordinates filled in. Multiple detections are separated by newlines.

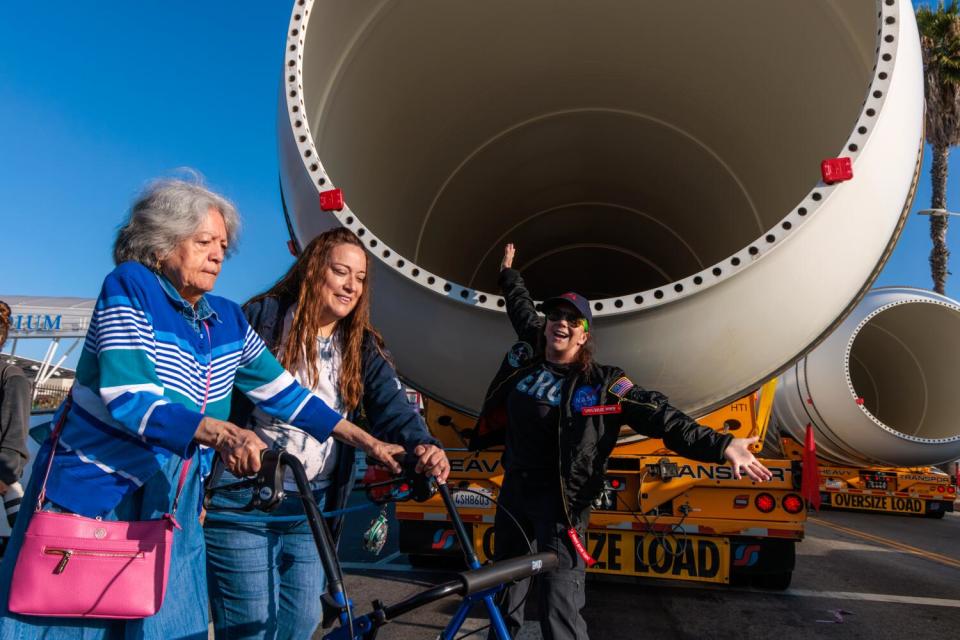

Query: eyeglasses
left=546, top=309, right=587, bottom=330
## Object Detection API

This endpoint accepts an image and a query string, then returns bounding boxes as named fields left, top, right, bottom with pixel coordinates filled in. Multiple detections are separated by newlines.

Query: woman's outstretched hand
left=501, top=243, right=516, bottom=271
left=723, top=436, right=774, bottom=482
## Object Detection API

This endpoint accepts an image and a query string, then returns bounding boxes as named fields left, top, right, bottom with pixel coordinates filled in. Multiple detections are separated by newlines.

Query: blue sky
left=0, top=3, right=295, bottom=304
left=1, top=2, right=957, bottom=365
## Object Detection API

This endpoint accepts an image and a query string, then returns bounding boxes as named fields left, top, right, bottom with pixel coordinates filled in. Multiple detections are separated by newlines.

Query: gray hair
left=113, top=173, right=241, bottom=268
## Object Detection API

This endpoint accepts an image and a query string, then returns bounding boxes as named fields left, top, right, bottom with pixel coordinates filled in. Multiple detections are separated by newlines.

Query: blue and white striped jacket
left=43, top=261, right=343, bottom=516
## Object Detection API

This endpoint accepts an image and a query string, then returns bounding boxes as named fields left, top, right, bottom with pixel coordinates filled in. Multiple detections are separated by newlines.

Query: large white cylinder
left=774, top=288, right=960, bottom=467
left=278, top=0, right=923, bottom=415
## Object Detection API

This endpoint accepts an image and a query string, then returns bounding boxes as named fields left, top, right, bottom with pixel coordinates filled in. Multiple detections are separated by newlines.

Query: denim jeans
left=204, top=482, right=327, bottom=640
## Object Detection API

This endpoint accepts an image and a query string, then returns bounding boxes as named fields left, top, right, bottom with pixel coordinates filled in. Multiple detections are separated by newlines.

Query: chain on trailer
left=613, top=470, right=696, bottom=566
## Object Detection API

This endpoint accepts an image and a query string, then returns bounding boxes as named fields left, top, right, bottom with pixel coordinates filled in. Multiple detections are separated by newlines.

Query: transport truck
left=397, top=381, right=804, bottom=589
left=272, top=0, right=929, bottom=590
left=813, top=460, right=954, bottom=518
left=771, top=287, right=960, bottom=520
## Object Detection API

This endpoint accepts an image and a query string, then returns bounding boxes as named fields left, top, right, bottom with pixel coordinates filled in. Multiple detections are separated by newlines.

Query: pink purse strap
left=36, top=320, right=214, bottom=515
left=171, top=320, right=212, bottom=514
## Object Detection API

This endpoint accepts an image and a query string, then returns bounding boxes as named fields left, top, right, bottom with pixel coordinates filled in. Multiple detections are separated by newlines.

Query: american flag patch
left=608, top=376, right=634, bottom=398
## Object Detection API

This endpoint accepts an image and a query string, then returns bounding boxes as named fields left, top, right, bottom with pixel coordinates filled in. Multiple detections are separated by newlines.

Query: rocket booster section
left=774, top=287, right=960, bottom=468
left=277, top=1, right=924, bottom=416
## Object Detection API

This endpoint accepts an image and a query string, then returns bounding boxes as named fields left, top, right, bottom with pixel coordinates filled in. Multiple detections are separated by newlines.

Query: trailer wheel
left=752, top=571, right=793, bottom=591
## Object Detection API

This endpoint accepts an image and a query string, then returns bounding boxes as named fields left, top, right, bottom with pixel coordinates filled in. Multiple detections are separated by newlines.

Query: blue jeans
left=204, top=481, right=327, bottom=640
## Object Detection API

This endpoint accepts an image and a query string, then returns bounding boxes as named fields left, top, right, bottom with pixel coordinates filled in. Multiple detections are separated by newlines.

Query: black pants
left=489, top=471, right=590, bottom=640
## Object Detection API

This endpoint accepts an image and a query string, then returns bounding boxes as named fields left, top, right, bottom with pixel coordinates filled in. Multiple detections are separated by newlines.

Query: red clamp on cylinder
left=820, top=157, right=853, bottom=184
left=566, top=528, right=596, bottom=567
left=855, top=397, right=865, bottom=405
left=319, top=188, right=344, bottom=211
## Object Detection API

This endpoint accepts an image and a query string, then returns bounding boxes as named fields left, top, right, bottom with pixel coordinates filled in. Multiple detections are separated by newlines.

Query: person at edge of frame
left=0, top=301, right=30, bottom=548
left=204, top=226, right=450, bottom=640
left=472, top=243, right=773, bottom=640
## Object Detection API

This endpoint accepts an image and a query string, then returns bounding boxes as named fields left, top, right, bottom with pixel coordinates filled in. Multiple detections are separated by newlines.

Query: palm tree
left=916, top=0, right=960, bottom=294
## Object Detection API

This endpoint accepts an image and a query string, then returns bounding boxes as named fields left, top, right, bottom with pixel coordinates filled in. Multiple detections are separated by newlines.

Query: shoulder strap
left=173, top=320, right=212, bottom=514
left=34, top=396, right=73, bottom=510
left=36, top=321, right=213, bottom=514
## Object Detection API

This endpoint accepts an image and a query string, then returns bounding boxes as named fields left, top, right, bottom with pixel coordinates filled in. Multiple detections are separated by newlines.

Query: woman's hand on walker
left=194, top=417, right=268, bottom=476
left=414, top=444, right=450, bottom=483
left=331, top=419, right=403, bottom=474
left=365, top=439, right=405, bottom=475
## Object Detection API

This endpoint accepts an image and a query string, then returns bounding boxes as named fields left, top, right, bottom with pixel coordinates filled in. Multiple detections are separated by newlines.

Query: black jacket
left=229, top=295, right=439, bottom=541
left=469, top=269, right=733, bottom=527
left=0, top=363, right=30, bottom=486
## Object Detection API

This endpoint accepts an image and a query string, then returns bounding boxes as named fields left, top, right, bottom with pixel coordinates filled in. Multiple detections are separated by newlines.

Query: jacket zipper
left=620, top=396, right=658, bottom=410
left=45, top=548, right=144, bottom=575
left=557, top=372, right=579, bottom=529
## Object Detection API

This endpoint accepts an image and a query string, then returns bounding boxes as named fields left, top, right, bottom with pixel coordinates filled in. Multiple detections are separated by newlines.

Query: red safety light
left=782, top=494, right=805, bottom=514
left=947, top=486, right=956, bottom=494
left=755, top=492, right=776, bottom=513
left=936, top=485, right=946, bottom=493
left=605, top=476, right=625, bottom=491
left=399, top=483, right=410, bottom=493
left=363, top=466, right=394, bottom=503
left=821, top=157, right=853, bottom=184
left=319, top=188, right=344, bottom=211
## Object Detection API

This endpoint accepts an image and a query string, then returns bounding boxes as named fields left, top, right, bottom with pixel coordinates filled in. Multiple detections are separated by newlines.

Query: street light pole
left=917, top=208, right=960, bottom=218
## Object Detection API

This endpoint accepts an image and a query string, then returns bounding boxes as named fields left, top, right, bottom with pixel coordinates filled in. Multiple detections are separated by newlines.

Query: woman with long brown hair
left=203, top=227, right=448, bottom=640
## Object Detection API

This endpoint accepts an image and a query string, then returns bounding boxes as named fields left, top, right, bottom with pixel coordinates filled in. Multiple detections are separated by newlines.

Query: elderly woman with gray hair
left=0, top=176, right=404, bottom=640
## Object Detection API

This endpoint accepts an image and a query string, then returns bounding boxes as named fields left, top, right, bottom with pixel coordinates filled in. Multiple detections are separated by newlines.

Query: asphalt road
left=316, top=500, right=960, bottom=640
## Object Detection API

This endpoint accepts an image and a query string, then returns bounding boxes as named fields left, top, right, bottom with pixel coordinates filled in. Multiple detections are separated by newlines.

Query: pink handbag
left=7, top=450, right=189, bottom=618
left=8, top=324, right=211, bottom=619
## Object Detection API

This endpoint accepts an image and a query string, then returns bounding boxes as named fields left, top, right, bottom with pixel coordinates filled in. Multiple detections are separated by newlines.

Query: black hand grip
left=459, top=552, right=558, bottom=596
left=362, top=452, right=437, bottom=503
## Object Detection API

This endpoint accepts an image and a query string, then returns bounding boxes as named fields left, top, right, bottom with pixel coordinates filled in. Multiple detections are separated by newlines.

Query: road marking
left=785, top=589, right=960, bottom=609
left=808, top=517, right=960, bottom=570
left=373, top=551, right=402, bottom=566
left=341, top=562, right=439, bottom=573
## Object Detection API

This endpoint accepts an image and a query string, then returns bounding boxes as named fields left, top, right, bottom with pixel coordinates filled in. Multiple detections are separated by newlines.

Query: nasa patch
left=507, top=341, right=533, bottom=368
left=572, top=385, right=600, bottom=412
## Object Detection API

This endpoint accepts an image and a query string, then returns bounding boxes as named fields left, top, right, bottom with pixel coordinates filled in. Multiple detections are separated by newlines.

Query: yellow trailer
left=398, top=381, right=805, bottom=590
